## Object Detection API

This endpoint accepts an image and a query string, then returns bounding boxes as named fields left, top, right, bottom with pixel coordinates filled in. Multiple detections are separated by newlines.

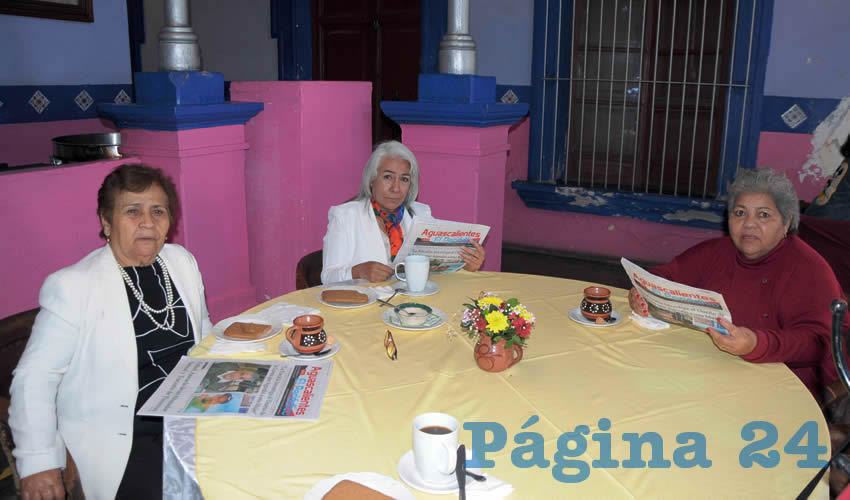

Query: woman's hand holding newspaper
left=629, top=288, right=649, bottom=317
left=707, top=318, right=757, bottom=356
left=460, top=241, right=486, bottom=272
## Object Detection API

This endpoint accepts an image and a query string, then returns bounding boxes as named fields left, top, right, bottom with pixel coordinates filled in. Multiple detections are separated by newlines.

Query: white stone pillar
left=159, top=0, right=202, bottom=71
left=439, top=0, right=477, bottom=74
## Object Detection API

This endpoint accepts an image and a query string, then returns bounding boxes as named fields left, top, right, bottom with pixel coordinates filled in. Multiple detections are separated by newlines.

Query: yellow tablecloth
left=190, top=271, right=829, bottom=499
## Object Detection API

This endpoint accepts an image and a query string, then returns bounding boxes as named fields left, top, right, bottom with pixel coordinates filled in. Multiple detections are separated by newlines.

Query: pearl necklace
left=117, top=256, right=176, bottom=330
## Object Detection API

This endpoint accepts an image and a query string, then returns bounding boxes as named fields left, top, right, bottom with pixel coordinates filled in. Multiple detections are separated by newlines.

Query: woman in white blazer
left=10, top=164, right=213, bottom=499
left=321, top=141, right=486, bottom=284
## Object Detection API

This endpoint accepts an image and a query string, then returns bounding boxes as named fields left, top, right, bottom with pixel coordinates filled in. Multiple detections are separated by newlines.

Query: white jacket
left=9, top=243, right=213, bottom=499
left=321, top=199, right=432, bottom=284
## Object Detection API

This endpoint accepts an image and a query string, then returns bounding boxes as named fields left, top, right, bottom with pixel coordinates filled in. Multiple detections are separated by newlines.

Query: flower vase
left=474, top=335, right=523, bottom=373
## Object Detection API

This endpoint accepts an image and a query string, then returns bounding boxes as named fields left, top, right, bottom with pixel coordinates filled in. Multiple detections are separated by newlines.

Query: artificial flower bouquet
left=460, top=294, right=536, bottom=348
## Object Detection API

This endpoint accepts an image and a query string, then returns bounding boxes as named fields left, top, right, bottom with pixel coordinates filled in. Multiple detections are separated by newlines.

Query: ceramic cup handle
left=394, top=262, right=407, bottom=282
left=438, top=441, right=458, bottom=475
left=286, top=325, right=297, bottom=344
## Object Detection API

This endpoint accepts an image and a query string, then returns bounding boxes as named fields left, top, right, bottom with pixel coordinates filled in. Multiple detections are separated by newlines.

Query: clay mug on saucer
left=286, top=315, right=327, bottom=354
left=580, top=286, right=613, bottom=321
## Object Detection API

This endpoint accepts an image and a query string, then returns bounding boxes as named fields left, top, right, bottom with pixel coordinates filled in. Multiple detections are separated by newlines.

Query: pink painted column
left=119, top=126, right=256, bottom=321
left=230, top=81, right=372, bottom=299
left=399, top=124, right=512, bottom=271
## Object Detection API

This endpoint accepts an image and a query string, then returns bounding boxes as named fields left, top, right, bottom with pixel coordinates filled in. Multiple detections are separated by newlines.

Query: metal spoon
left=376, top=290, right=399, bottom=307
left=465, top=470, right=486, bottom=482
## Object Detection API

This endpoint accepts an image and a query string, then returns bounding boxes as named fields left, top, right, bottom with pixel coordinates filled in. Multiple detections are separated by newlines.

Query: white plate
left=567, top=307, right=623, bottom=328
left=392, top=280, right=440, bottom=297
left=278, top=335, right=340, bottom=360
left=396, top=449, right=481, bottom=495
left=304, top=471, right=414, bottom=500
left=382, top=307, right=447, bottom=331
left=212, top=314, right=282, bottom=343
left=317, top=285, right=377, bottom=309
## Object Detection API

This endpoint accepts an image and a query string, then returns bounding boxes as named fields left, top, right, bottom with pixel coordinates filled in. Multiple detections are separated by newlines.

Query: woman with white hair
left=630, top=167, right=843, bottom=402
left=321, top=141, right=485, bottom=284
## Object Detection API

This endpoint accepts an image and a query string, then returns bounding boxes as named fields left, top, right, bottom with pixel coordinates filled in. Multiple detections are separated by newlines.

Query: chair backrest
left=0, top=308, right=38, bottom=400
left=0, top=308, right=84, bottom=499
left=799, top=215, right=850, bottom=298
left=296, top=250, right=323, bottom=290
left=0, top=308, right=38, bottom=498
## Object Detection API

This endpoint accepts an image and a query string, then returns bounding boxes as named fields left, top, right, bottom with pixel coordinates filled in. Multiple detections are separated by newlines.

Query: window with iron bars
left=525, top=0, right=771, bottom=206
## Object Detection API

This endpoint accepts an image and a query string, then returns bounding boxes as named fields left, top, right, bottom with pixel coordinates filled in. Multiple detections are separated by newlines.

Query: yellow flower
left=478, top=297, right=503, bottom=309
left=485, top=311, right=509, bottom=333
left=513, top=304, right=534, bottom=322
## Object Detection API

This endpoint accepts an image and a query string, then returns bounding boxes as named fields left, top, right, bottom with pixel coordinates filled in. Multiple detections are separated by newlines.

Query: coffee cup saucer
left=278, top=335, right=340, bottom=360
left=392, top=280, right=440, bottom=297
left=396, top=449, right=480, bottom=494
left=567, top=307, right=623, bottom=327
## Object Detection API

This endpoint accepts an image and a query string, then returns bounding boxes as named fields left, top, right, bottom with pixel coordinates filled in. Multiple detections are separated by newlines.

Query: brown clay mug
left=580, top=286, right=613, bottom=321
left=286, top=315, right=327, bottom=353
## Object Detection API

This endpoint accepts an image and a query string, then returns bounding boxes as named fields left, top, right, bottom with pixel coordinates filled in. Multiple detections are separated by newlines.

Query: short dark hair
left=97, top=163, right=179, bottom=239
left=726, top=167, right=799, bottom=233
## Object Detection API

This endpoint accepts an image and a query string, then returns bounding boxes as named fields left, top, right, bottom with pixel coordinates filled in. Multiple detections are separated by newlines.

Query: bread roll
left=322, top=480, right=393, bottom=500
left=322, top=289, right=369, bottom=304
left=224, top=322, right=272, bottom=339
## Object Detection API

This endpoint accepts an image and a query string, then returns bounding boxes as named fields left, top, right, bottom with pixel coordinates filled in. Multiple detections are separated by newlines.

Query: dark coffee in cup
left=420, top=425, right=452, bottom=435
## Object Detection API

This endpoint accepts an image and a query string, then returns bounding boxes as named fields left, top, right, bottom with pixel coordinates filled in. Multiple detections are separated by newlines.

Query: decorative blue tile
left=0, top=84, right=133, bottom=124
left=28, top=90, right=49, bottom=114
left=74, top=90, right=94, bottom=111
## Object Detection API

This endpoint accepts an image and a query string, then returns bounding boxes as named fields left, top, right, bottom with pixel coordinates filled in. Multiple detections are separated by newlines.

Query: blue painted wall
left=764, top=0, right=849, bottom=99
left=469, top=0, right=533, bottom=87
left=0, top=0, right=132, bottom=86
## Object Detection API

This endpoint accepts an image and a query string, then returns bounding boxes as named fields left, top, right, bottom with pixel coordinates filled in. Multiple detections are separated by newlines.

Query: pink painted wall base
left=503, top=118, right=722, bottom=265
left=756, top=131, right=825, bottom=202
left=0, top=157, right=139, bottom=318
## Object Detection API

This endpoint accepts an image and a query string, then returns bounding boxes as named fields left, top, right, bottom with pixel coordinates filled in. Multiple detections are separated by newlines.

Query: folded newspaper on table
left=138, top=356, right=332, bottom=420
left=395, top=218, right=490, bottom=274
left=621, top=257, right=733, bottom=335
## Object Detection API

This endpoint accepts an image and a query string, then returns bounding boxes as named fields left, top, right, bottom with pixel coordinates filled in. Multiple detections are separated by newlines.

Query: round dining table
left=167, top=271, right=830, bottom=499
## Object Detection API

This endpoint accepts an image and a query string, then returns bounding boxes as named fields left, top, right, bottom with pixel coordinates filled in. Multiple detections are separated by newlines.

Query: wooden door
left=312, top=0, right=421, bottom=144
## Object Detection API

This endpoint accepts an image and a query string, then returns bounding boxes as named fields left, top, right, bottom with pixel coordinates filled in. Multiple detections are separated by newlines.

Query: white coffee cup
left=394, top=255, right=430, bottom=293
left=412, top=412, right=458, bottom=484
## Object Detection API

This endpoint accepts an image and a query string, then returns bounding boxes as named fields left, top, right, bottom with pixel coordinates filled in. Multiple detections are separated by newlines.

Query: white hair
left=355, top=141, right=420, bottom=214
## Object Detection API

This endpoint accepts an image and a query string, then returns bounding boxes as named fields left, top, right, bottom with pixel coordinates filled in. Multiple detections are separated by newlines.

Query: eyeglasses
left=384, top=330, right=398, bottom=360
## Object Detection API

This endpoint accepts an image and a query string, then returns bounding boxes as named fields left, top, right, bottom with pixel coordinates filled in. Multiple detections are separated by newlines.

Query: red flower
left=517, top=323, right=532, bottom=338
left=475, top=315, right=488, bottom=332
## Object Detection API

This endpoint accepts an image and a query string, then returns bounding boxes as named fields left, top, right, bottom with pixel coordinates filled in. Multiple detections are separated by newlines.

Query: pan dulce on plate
left=224, top=322, right=272, bottom=339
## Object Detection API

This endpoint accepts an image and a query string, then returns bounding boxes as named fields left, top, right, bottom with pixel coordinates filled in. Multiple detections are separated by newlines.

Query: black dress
left=115, top=259, right=195, bottom=499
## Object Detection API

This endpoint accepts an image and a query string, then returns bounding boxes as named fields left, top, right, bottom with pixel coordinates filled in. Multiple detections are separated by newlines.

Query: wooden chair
left=296, top=250, right=323, bottom=290
left=0, top=308, right=84, bottom=499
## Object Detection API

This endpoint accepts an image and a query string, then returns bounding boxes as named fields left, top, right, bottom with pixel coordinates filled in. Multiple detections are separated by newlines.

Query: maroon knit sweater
left=650, top=235, right=844, bottom=400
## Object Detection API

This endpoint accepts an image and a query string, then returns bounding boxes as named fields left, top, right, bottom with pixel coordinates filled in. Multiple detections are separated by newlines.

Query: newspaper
left=138, top=356, right=333, bottom=420
left=621, top=258, right=733, bottom=334
left=396, top=218, right=490, bottom=273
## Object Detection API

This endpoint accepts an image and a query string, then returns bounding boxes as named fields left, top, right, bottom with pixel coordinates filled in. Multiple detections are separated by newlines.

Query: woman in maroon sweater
left=630, top=168, right=843, bottom=401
